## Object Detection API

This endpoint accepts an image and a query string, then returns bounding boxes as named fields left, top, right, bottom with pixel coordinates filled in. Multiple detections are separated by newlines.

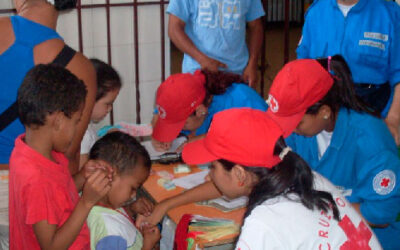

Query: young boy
left=87, top=132, right=160, bottom=250
left=9, top=64, right=111, bottom=249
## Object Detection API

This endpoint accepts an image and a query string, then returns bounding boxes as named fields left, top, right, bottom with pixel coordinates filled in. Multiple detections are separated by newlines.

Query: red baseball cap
left=152, top=70, right=206, bottom=142
left=266, top=59, right=334, bottom=137
left=182, top=108, right=283, bottom=168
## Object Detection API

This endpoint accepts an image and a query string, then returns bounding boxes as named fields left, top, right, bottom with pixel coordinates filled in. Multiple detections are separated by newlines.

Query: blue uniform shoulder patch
left=373, top=170, right=396, bottom=195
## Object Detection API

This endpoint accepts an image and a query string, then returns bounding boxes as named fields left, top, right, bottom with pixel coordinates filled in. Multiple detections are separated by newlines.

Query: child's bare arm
left=33, top=200, right=91, bottom=250
left=136, top=181, right=221, bottom=228
left=142, top=225, right=160, bottom=250
left=79, top=154, right=89, bottom=170
left=33, top=171, right=110, bottom=249
left=129, top=197, right=154, bottom=217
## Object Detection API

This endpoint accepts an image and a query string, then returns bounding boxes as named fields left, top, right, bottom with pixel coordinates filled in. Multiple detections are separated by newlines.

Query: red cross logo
left=157, top=105, right=167, bottom=119
left=267, top=95, right=279, bottom=112
left=381, top=178, right=390, bottom=187
left=373, top=170, right=396, bottom=195
left=339, top=215, right=372, bottom=250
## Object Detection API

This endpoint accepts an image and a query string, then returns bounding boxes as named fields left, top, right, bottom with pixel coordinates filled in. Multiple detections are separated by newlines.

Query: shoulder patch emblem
left=373, top=170, right=396, bottom=195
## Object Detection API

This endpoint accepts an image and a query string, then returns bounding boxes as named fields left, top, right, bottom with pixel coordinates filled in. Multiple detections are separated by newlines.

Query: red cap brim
left=152, top=118, right=186, bottom=142
left=182, top=138, right=219, bottom=165
left=266, top=109, right=306, bottom=138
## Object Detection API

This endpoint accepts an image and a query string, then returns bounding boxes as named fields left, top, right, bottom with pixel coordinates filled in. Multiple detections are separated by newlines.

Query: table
left=0, top=170, right=9, bottom=250
left=142, top=164, right=245, bottom=249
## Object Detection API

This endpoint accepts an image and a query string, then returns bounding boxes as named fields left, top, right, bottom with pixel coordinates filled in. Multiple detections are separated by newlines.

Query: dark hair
left=17, top=63, right=87, bottom=127
left=90, top=58, right=122, bottom=101
left=306, top=55, right=379, bottom=118
left=201, top=70, right=245, bottom=106
left=89, top=131, right=151, bottom=174
left=53, top=0, right=77, bottom=11
left=219, top=137, right=340, bottom=222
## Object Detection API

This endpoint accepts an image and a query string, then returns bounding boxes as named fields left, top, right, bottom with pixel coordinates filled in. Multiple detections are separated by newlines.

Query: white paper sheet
left=172, top=170, right=209, bottom=189
left=141, top=136, right=187, bottom=160
left=208, top=196, right=248, bottom=210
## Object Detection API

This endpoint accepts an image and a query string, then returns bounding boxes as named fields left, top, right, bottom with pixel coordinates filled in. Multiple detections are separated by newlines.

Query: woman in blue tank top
left=0, top=0, right=96, bottom=172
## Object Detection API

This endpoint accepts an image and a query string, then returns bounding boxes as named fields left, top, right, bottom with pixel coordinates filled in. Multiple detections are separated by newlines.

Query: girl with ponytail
left=151, top=70, right=267, bottom=151
left=182, top=108, right=381, bottom=249
left=266, top=57, right=400, bottom=248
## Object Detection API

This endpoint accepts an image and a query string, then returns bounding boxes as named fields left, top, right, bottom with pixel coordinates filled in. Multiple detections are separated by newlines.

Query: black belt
left=355, top=82, right=389, bottom=89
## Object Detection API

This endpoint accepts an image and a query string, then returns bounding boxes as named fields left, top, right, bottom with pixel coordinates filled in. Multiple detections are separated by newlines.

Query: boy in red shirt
left=9, top=64, right=111, bottom=249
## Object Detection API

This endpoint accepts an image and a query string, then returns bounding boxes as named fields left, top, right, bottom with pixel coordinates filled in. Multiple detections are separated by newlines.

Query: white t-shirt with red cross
left=235, top=172, right=382, bottom=250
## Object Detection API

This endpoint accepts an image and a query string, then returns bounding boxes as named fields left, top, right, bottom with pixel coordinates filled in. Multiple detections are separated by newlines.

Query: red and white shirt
left=235, top=172, right=382, bottom=250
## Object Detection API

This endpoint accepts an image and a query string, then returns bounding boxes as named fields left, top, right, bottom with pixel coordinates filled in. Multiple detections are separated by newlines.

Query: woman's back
left=0, top=15, right=61, bottom=164
left=0, top=2, right=96, bottom=172
left=196, top=83, right=268, bottom=135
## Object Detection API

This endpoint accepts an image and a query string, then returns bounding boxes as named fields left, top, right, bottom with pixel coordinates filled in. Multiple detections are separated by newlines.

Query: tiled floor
left=169, top=24, right=303, bottom=98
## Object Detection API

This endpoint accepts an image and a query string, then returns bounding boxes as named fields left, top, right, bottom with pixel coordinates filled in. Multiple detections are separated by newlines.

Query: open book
left=172, top=170, right=247, bottom=212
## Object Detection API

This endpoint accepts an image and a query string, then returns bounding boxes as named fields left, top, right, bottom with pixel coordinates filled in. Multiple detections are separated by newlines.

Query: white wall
left=2, top=0, right=170, bottom=127
left=57, top=1, right=171, bottom=127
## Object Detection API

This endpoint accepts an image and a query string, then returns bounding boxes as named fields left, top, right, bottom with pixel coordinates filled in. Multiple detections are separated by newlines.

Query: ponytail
left=220, top=137, right=340, bottom=222
left=201, top=70, right=245, bottom=106
left=307, top=55, right=380, bottom=118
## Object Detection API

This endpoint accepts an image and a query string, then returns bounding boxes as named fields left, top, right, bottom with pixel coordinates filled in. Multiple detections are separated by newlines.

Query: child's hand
left=151, top=138, right=171, bottom=152
left=142, top=224, right=161, bottom=250
left=135, top=202, right=168, bottom=230
left=175, top=141, right=187, bottom=153
left=130, top=197, right=154, bottom=216
left=82, top=159, right=113, bottom=182
left=82, top=170, right=111, bottom=207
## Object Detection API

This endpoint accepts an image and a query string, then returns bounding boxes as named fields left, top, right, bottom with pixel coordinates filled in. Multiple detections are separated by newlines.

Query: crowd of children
left=4, top=0, right=400, bottom=249
left=9, top=57, right=400, bottom=249
left=9, top=63, right=160, bottom=250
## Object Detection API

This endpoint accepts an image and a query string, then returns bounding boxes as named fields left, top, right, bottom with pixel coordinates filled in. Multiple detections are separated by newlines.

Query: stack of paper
left=203, top=196, right=248, bottom=212
left=188, top=215, right=239, bottom=241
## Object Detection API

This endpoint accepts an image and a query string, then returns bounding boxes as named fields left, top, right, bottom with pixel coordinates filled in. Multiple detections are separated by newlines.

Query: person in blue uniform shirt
left=167, top=0, right=265, bottom=87
left=297, top=0, right=400, bottom=145
left=266, top=56, right=400, bottom=250
left=151, top=69, right=268, bottom=152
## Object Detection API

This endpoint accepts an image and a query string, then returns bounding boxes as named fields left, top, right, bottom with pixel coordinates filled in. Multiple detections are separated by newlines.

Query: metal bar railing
left=133, top=0, right=141, bottom=124
left=160, top=0, right=166, bottom=82
left=1, top=0, right=305, bottom=116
